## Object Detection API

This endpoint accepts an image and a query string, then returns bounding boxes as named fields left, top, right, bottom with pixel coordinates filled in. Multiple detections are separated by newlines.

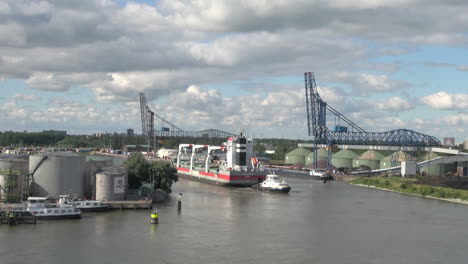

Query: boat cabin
left=27, top=197, right=48, bottom=204
left=266, top=174, right=280, bottom=181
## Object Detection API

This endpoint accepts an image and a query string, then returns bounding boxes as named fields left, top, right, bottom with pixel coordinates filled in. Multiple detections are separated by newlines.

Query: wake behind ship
left=176, top=133, right=267, bottom=186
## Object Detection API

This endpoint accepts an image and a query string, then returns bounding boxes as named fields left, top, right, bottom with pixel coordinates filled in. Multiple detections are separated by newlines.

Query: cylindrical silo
left=29, top=152, right=85, bottom=198
left=0, top=158, right=29, bottom=201
left=353, top=150, right=385, bottom=170
left=285, top=147, right=311, bottom=165
left=332, top=149, right=359, bottom=169
left=305, top=148, right=329, bottom=165
left=96, top=167, right=128, bottom=201
left=84, top=156, right=114, bottom=199
left=380, top=151, right=415, bottom=169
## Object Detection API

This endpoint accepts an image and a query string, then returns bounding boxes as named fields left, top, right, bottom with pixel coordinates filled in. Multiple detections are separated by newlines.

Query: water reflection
left=149, top=223, right=158, bottom=240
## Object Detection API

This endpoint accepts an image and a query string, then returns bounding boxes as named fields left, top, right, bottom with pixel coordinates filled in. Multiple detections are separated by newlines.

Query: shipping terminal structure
left=176, top=134, right=267, bottom=186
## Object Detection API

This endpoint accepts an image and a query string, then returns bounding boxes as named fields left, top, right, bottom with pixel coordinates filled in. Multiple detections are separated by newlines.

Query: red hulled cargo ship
left=176, top=133, right=266, bottom=186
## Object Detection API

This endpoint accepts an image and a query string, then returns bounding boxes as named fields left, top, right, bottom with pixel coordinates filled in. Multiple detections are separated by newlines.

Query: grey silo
left=0, top=157, right=29, bottom=174
left=0, top=158, right=28, bottom=201
left=95, top=166, right=128, bottom=201
left=332, top=149, right=359, bottom=168
left=29, top=152, right=85, bottom=198
left=285, top=147, right=311, bottom=165
left=353, top=150, right=385, bottom=170
left=84, top=156, right=113, bottom=199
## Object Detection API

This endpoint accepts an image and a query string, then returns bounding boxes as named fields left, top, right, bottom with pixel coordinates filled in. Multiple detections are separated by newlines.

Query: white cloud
left=12, top=93, right=41, bottom=102
left=331, top=72, right=406, bottom=95
left=421, top=91, right=468, bottom=110
left=371, top=96, right=413, bottom=112
left=0, top=0, right=466, bottom=140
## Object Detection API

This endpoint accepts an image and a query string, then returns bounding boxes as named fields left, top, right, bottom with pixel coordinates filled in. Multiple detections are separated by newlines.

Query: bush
left=437, top=190, right=446, bottom=198
left=400, top=183, right=407, bottom=189
left=419, top=186, right=434, bottom=197
left=450, top=192, right=461, bottom=199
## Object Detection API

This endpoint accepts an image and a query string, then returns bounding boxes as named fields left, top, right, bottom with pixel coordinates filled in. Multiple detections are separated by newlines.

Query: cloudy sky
left=0, top=0, right=467, bottom=142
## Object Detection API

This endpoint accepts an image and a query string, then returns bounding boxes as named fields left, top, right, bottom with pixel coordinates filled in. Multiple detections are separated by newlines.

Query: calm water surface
left=2, top=176, right=468, bottom=264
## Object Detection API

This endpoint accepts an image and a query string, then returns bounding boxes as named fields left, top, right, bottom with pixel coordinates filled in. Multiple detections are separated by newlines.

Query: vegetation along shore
left=350, top=177, right=468, bottom=205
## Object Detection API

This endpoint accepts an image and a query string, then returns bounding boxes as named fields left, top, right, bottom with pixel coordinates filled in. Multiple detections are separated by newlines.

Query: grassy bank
left=350, top=177, right=468, bottom=201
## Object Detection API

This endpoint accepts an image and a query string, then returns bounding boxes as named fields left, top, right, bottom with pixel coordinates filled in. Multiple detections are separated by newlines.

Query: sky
left=0, top=0, right=467, bottom=142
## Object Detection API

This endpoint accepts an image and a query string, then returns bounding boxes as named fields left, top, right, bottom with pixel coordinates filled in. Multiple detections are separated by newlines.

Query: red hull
left=177, top=167, right=266, bottom=186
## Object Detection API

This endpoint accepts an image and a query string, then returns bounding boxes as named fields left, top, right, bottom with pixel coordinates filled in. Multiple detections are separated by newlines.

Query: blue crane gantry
left=304, top=72, right=441, bottom=169
left=139, top=93, right=234, bottom=148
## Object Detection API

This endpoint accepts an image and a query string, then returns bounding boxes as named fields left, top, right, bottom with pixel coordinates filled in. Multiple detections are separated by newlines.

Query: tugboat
left=254, top=173, right=292, bottom=193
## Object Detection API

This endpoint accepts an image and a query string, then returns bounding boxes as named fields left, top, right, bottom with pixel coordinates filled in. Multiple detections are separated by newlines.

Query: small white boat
left=61, top=195, right=109, bottom=212
left=254, top=174, right=291, bottom=193
left=309, top=170, right=334, bottom=182
left=26, top=196, right=81, bottom=220
left=71, top=200, right=109, bottom=212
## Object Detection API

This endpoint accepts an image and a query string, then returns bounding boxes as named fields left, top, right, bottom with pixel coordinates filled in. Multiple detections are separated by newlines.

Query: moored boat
left=71, top=200, right=109, bottom=212
left=62, top=195, right=109, bottom=212
left=26, top=196, right=81, bottom=220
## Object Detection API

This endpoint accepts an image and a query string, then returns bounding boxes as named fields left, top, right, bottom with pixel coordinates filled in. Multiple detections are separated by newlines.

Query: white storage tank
left=95, top=167, right=128, bottom=201
left=0, top=158, right=29, bottom=201
left=29, top=152, right=85, bottom=198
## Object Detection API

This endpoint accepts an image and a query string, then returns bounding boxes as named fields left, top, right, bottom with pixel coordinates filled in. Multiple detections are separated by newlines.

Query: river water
left=2, top=176, right=468, bottom=264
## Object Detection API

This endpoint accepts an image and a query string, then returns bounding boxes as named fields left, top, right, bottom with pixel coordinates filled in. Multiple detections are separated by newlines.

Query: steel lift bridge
left=304, top=72, right=442, bottom=170
left=139, top=93, right=234, bottom=149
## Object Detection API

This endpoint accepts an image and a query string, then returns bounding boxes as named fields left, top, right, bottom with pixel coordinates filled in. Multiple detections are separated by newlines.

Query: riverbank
left=350, top=177, right=468, bottom=205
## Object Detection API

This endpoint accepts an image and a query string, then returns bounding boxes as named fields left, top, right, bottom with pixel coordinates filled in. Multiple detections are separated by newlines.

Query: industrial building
left=32, top=153, right=128, bottom=200
left=0, top=156, right=29, bottom=202
left=123, top=145, right=152, bottom=153
left=380, top=151, right=415, bottom=169
left=419, top=152, right=457, bottom=176
left=443, top=137, right=455, bottom=147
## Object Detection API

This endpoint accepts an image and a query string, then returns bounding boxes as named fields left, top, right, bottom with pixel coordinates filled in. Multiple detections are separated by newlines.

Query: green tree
left=149, top=161, right=178, bottom=193
left=124, top=153, right=150, bottom=188
left=124, top=153, right=178, bottom=192
left=254, top=143, right=266, bottom=154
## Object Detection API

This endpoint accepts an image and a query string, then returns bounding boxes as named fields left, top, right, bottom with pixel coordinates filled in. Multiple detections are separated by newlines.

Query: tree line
left=0, top=131, right=311, bottom=160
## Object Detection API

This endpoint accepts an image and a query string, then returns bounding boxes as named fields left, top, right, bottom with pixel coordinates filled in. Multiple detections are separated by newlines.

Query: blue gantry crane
left=139, top=93, right=234, bottom=148
left=304, top=72, right=441, bottom=169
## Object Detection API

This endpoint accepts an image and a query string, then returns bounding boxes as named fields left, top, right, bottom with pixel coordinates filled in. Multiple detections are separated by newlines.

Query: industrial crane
left=304, top=72, right=441, bottom=170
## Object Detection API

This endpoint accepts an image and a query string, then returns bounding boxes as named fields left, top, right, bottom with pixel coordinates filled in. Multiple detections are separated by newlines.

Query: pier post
left=177, top=193, right=182, bottom=213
